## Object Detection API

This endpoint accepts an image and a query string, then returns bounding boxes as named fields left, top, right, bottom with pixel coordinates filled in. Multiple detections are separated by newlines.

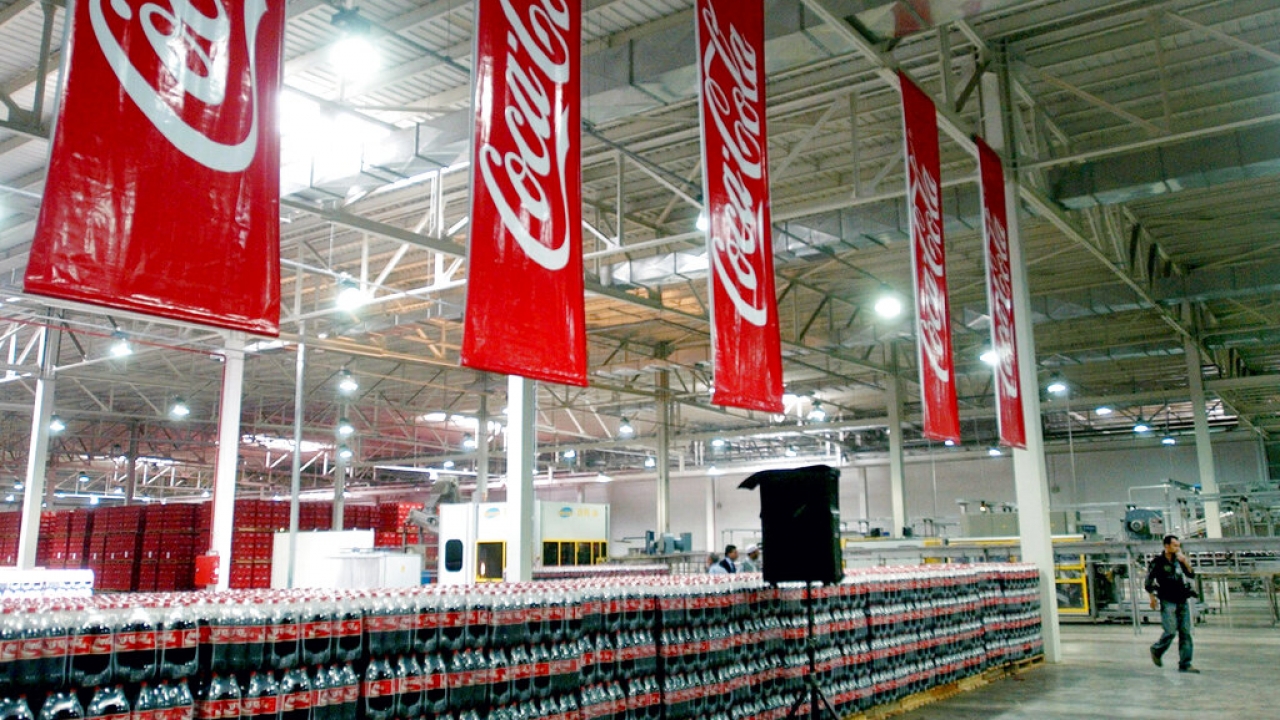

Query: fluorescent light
left=335, top=280, right=370, bottom=312
left=110, top=332, right=132, bottom=358
left=338, top=369, right=359, bottom=395
left=874, top=293, right=903, bottom=319
left=807, top=401, right=827, bottom=423
left=331, top=34, right=381, bottom=81
left=1095, top=406, right=1113, bottom=416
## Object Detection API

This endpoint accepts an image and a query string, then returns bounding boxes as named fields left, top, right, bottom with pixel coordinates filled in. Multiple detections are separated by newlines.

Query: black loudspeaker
left=739, top=464, right=842, bottom=585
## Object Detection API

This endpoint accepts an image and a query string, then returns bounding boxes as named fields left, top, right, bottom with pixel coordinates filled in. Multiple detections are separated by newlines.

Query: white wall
left=603, top=432, right=1265, bottom=553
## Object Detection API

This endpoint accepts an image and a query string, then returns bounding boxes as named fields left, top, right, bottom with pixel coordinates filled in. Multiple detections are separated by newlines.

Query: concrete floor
left=896, top=603, right=1280, bottom=719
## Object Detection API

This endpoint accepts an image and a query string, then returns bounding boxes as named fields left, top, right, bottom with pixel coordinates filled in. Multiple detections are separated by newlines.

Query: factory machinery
left=842, top=536, right=1280, bottom=627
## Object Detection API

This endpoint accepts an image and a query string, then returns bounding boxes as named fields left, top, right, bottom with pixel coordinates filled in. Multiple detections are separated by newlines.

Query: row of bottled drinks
left=0, top=564, right=1042, bottom=720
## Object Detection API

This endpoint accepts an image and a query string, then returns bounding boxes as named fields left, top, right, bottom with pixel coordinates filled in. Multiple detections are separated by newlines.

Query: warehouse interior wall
left=599, top=432, right=1265, bottom=556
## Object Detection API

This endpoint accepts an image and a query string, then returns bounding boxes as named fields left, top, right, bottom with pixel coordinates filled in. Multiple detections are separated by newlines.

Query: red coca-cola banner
left=977, top=138, right=1027, bottom=448
left=25, top=0, right=284, bottom=335
left=462, top=0, right=587, bottom=386
left=899, top=72, right=960, bottom=442
left=695, top=0, right=784, bottom=413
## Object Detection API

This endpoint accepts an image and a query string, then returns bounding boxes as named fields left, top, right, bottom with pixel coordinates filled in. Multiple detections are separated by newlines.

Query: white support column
left=332, top=416, right=347, bottom=531
left=287, top=330, right=307, bottom=588
left=18, top=326, right=55, bottom=569
left=1184, top=336, right=1223, bottom=538
left=984, top=70, right=1062, bottom=662
left=209, top=333, right=246, bottom=591
left=705, top=476, right=717, bottom=552
left=505, top=375, right=536, bottom=582
left=886, top=344, right=907, bottom=538
left=656, top=370, right=672, bottom=534
left=475, top=394, right=490, bottom=502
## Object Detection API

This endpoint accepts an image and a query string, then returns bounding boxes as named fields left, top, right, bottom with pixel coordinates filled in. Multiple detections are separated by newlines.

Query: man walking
left=1145, top=534, right=1200, bottom=673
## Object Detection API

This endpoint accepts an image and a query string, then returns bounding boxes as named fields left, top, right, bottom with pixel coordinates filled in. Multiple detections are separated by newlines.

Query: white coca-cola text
left=478, top=0, right=573, bottom=272
left=908, top=146, right=951, bottom=384
left=985, top=204, right=1019, bottom=400
left=89, top=0, right=265, bottom=172
left=700, top=2, right=769, bottom=327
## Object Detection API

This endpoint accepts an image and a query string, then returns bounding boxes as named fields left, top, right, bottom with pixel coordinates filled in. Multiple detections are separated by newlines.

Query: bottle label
left=416, top=612, right=441, bottom=630
left=117, top=630, right=158, bottom=652
left=337, top=619, right=362, bottom=637
left=242, top=696, right=280, bottom=715
left=195, top=696, right=239, bottom=717
left=423, top=672, right=446, bottom=691
left=160, top=628, right=201, bottom=649
left=282, top=689, right=313, bottom=712
left=302, top=620, right=333, bottom=638
left=266, top=623, right=300, bottom=642
left=17, top=636, right=42, bottom=660
left=362, top=679, right=395, bottom=697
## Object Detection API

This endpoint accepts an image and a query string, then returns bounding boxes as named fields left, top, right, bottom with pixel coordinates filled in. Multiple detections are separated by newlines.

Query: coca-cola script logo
left=477, top=0, right=573, bottom=272
left=908, top=146, right=951, bottom=383
left=985, top=204, right=1018, bottom=399
left=700, top=2, right=769, bottom=328
left=88, top=0, right=265, bottom=172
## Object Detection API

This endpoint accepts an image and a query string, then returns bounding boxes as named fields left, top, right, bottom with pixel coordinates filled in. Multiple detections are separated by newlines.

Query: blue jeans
left=1151, top=599, right=1194, bottom=669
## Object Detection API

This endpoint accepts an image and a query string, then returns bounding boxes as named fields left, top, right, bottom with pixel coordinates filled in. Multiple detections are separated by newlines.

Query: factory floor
left=895, top=598, right=1280, bottom=719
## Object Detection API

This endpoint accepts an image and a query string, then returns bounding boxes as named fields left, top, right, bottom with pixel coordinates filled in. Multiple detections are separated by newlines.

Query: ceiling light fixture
left=562, top=448, right=577, bottom=460
left=807, top=401, right=827, bottom=423
left=78, top=472, right=90, bottom=483
left=49, top=415, right=66, bottom=433
left=1162, top=436, right=1177, bottom=446
left=618, top=418, right=634, bottom=437
left=980, top=348, right=999, bottom=366
left=337, top=444, right=354, bottom=460
left=109, top=331, right=132, bottom=358
left=335, top=278, right=370, bottom=312
left=1046, top=375, right=1067, bottom=395
left=644, top=456, right=656, bottom=468
left=695, top=211, right=710, bottom=232
left=784, top=446, right=797, bottom=458
left=338, top=369, right=359, bottom=395
left=169, top=398, right=190, bottom=418
left=337, top=417, right=355, bottom=437
left=1095, top=406, right=1113, bottom=416
left=462, top=433, right=477, bottom=450
left=987, top=447, right=1003, bottom=457
left=330, top=7, right=381, bottom=81
left=944, top=439, right=956, bottom=447
left=873, top=287, right=903, bottom=319
left=1133, top=418, right=1150, bottom=433
left=711, top=437, right=726, bottom=448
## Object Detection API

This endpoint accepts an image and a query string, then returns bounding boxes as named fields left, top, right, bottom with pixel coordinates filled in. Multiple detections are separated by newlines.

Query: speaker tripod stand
left=783, top=581, right=840, bottom=720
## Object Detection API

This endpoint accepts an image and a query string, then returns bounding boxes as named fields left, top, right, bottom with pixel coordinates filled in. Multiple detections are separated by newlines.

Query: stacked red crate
left=135, top=504, right=199, bottom=592
left=0, top=511, right=18, bottom=564
left=375, top=501, right=424, bottom=548
left=93, top=505, right=145, bottom=591
left=35, top=511, right=58, bottom=566
left=299, top=501, right=333, bottom=531
left=228, top=498, right=280, bottom=590
left=343, top=504, right=377, bottom=530
left=65, top=509, right=93, bottom=568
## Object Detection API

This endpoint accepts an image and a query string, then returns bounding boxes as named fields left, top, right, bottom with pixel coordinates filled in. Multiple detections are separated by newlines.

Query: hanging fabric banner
left=977, top=138, right=1027, bottom=448
left=900, top=72, right=960, bottom=442
left=462, top=0, right=586, bottom=386
left=25, top=0, right=284, bottom=335
left=695, top=0, right=784, bottom=413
